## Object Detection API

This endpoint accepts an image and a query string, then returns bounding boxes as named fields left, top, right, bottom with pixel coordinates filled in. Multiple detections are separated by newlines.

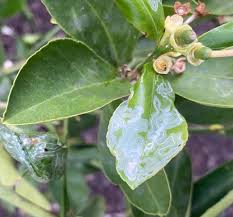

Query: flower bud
left=194, top=46, right=212, bottom=60
left=153, top=55, right=173, bottom=74
left=172, top=57, right=186, bottom=74
left=174, top=1, right=192, bottom=16
left=170, top=25, right=197, bottom=53
left=195, top=1, right=208, bottom=16
left=187, top=43, right=205, bottom=66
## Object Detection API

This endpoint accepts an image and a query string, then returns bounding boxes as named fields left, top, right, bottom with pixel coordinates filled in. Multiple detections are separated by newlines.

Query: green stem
left=30, top=26, right=60, bottom=55
left=134, top=48, right=156, bottom=71
left=159, top=30, right=171, bottom=48
left=189, top=124, right=233, bottom=134
left=184, top=13, right=198, bottom=24
left=60, top=119, right=69, bottom=217
left=60, top=173, right=69, bottom=217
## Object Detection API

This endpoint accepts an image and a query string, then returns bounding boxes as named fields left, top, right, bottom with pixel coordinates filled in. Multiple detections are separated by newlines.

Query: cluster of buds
left=153, top=13, right=213, bottom=75
left=174, top=1, right=208, bottom=18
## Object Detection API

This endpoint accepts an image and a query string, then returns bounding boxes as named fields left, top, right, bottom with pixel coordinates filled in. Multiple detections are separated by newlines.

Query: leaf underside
left=107, top=64, right=188, bottom=189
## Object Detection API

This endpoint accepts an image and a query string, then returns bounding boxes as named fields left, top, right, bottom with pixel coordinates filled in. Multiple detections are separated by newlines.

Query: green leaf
left=0, top=40, right=5, bottom=66
left=168, top=57, right=233, bottom=108
left=0, top=0, right=26, bottom=18
left=199, top=21, right=233, bottom=49
left=50, top=149, right=90, bottom=215
left=162, top=0, right=233, bottom=15
left=166, top=151, right=192, bottom=217
left=41, top=0, right=138, bottom=66
left=3, top=39, right=131, bottom=125
left=0, top=77, right=11, bottom=102
left=80, top=196, right=105, bottom=217
left=192, top=160, right=233, bottom=217
left=129, top=38, right=155, bottom=68
left=202, top=0, right=233, bottom=16
left=130, top=151, right=192, bottom=217
left=116, top=0, right=164, bottom=40
left=107, top=64, right=188, bottom=189
left=98, top=102, right=171, bottom=216
left=0, top=185, right=54, bottom=217
left=130, top=205, right=154, bottom=217
left=0, top=145, right=54, bottom=217
left=175, top=96, right=233, bottom=125
left=200, top=189, right=233, bottom=217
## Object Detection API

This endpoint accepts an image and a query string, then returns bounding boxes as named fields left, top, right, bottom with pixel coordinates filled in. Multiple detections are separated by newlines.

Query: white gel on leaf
left=107, top=63, right=188, bottom=189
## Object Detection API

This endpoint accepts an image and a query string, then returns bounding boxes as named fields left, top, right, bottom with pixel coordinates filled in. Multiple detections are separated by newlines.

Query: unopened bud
left=172, top=57, right=186, bottom=74
left=196, top=1, right=208, bottom=16
left=174, top=1, right=192, bottom=16
left=170, top=25, right=197, bottom=53
left=187, top=43, right=205, bottom=66
left=153, top=55, right=173, bottom=75
left=194, top=46, right=212, bottom=60
left=175, top=25, right=197, bottom=46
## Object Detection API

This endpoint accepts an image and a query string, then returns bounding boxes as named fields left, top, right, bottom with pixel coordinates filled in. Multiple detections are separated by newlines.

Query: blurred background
left=0, top=0, right=233, bottom=216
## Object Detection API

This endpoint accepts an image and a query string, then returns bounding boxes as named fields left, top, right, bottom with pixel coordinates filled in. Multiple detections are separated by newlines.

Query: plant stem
left=30, top=26, right=60, bottom=55
left=210, top=49, right=233, bottom=58
left=191, top=0, right=198, bottom=5
left=159, top=31, right=171, bottom=48
left=60, top=119, right=69, bottom=217
left=134, top=49, right=156, bottom=71
left=184, top=13, right=198, bottom=24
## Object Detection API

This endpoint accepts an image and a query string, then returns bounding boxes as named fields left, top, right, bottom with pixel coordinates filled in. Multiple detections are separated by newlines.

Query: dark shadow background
left=0, top=1, right=233, bottom=216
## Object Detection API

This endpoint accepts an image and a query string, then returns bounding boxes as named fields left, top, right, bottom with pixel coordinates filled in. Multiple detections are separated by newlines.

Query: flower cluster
left=153, top=14, right=211, bottom=75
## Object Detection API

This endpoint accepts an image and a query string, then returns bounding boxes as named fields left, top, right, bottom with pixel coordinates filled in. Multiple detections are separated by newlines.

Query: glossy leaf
left=130, top=151, right=192, bottom=217
left=3, top=39, right=131, bottom=125
left=162, top=0, right=233, bottom=15
left=107, top=64, right=188, bottom=189
left=0, top=145, right=54, bottom=217
left=41, top=0, right=138, bottom=66
left=116, top=0, right=164, bottom=40
left=98, top=102, right=171, bottom=215
left=192, top=160, right=233, bottom=217
left=0, top=124, right=66, bottom=182
left=129, top=38, right=155, bottom=68
left=168, top=57, right=233, bottom=108
left=175, top=96, right=233, bottom=125
left=166, top=151, right=192, bottom=217
left=199, top=21, right=233, bottom=49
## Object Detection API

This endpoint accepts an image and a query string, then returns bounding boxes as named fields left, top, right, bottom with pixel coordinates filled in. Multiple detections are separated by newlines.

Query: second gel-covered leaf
left=107, top=64, right=188, bottom=189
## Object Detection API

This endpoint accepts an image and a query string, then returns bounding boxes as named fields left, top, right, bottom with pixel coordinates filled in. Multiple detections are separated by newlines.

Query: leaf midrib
left=139, top=0, right=158, bottom=39
left=146, top=182, right=160, bottom=212
left=4, top=78, right=121, bottom=121
left=84, top=0, right=120, bottom=64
